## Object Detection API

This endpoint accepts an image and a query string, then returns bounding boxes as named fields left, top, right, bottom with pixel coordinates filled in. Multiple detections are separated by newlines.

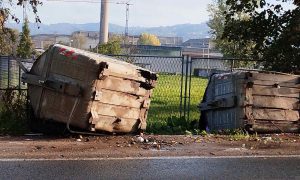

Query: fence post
left=187, top=56, right=193, bottom=123
left=183, top=55, right=190, bottom=121
left=7, top=56, right=10, bottom=88
left=18, top=58, right=21, bottom=91
left=230, top=59, right=234, bottom=72
left=179, top=55, right=185, bottom=118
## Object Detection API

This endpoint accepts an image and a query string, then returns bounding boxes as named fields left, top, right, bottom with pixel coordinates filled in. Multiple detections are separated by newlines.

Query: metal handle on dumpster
left=66, top=97, right=106, bottom=136
left=22, top=73, right=82, bottom=97
left=199, top=96, right=237, bottom=111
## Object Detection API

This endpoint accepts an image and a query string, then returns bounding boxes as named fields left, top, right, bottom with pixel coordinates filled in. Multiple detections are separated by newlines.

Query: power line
left=117, top=1, right=133, bottom=39
left=46, top=0, right=117, bottom=3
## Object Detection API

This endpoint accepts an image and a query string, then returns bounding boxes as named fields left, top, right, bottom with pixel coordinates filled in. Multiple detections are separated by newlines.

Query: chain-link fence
left=111, top=55, right=186, bottom=133
left=0, top=56, right=34, bottom=90
left=0, top=55, right=262, bottom=134
left=0, top=56, right=33, bottom=107
left=0, top=57, right=34, bottom=134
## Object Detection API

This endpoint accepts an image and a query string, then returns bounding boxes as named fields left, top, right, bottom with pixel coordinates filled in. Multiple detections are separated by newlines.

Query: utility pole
left=23, top=0, right=28, bottom=21
left=117, top=1, right=133, bottom=44
left=99, top=0, right=109, bottom=44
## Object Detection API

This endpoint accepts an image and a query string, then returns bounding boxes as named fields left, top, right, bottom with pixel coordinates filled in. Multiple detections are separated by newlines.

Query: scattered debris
left=262, top=137, right=272, bottom=141
left=136, top=136, right=144, bottom=143
left=35, top=146, right=43, bottom=150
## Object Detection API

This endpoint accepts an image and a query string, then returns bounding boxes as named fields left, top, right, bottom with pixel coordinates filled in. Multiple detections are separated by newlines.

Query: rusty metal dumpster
left=199, top=71, right=300, bottom=133
left=22, top=44, right=157, bottom=133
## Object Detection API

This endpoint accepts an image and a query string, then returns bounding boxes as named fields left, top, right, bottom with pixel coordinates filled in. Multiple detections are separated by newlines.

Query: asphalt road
left=1, top=156, right=300, bottom=180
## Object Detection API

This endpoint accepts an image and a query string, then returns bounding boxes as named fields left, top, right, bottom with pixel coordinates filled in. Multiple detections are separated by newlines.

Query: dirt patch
left=0, top=134, right=299, bottom=159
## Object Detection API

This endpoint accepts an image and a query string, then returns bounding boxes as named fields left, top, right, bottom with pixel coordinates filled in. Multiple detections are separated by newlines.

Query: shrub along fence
left=0, top=56, right=34, bottom=134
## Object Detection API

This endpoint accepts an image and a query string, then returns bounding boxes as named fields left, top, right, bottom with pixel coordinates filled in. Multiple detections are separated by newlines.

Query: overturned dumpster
left=22, top=44, right=157, bottom=133
left=199, top=71, right=300, bottom=133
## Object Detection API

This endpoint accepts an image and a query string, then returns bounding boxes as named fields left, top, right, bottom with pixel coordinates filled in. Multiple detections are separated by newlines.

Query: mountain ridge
left=7, top=22, right=210, bottom=40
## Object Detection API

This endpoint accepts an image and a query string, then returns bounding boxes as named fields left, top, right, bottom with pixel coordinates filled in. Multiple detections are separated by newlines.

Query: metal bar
left=179, top=56, right=184, bottom=118
left=18, top=62, right=21, bottom=90
left=7, top=57, right=10, bottom=88
left=108, top=54, right=183, bottom=59
left=183, top=56, right=189, bottom=121
left=26, top=89, right=30, bottom=122
left=187, top=56, right=193, bottom=123
left=0, top=88, right=28, bottom=90
left=188, top=57, right=261, bottom=62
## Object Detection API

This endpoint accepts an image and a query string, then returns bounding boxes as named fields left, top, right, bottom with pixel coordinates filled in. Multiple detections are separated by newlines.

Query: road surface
left=1, top=156, right=300, bottom=179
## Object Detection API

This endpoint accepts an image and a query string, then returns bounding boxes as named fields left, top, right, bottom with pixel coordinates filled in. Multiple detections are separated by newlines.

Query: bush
left=0, top=88, right=29, bottom=135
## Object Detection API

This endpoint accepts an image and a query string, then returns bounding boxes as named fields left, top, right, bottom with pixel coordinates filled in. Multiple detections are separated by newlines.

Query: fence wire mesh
left=0, top=56, right=33, bottom=90
left=111, top=55, right=185, bottom=133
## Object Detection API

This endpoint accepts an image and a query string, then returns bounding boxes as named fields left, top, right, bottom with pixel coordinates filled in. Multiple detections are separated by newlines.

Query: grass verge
left=147, top=74, right=207, bottom=134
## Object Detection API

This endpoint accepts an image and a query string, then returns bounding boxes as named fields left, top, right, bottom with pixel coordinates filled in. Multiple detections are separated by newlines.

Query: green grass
left=147, top=74, right=208, bottom=134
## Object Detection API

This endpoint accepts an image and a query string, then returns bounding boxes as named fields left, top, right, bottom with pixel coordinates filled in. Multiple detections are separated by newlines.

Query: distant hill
left=7, top=22, right=210, bottom=40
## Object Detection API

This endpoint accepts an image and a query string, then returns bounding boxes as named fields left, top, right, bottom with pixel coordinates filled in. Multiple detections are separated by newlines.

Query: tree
left=223, top=0, right=300, bottom=73
left=17, top=18, right=33, bottom=58
left=95, top=35, right=122, bottom=55
left=0, top=1, right=41, bottom=56
left=0, top=0, right=41, bottom=26
left=207, top=0, right=255, bottom=67
left=138, top=33, right=161, bottom=46
left=0, top=9, right=19, bottom=55
left=0, top=27, right=18, bottom=56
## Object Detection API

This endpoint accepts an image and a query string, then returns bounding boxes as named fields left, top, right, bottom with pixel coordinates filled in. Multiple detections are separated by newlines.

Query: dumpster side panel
left=247, top=72, right=300, bottom=133
left=200, top=71, right=300, bottom=133
left=202, top=72, right=246, bottom=131
left=207, top=108, right=241, bottom=130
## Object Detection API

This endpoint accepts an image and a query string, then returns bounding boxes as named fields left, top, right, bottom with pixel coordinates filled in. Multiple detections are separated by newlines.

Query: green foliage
left=0, top=9, right=19, bottom=55
left=95, top=36, right=122, bottom=55
left=0, top=28, right=18, bottom=56
left=138, top=33, right=161, bottom=46
left=213, top=129, right=250, bottom=140
left=0, top=89, right=29, bottom=135
left=207, top=0, right=255, bottom=68
left=223, top=0, right=300, bottom=73
left=0, top=1, right=42, bottom=26
left=17, top=18, right=33, bottom=58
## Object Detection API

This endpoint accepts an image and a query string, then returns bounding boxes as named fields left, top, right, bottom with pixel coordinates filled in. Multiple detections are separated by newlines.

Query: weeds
left=213, top=129, right=250, bottom=140
left=0, top=88, right=29, bottom=135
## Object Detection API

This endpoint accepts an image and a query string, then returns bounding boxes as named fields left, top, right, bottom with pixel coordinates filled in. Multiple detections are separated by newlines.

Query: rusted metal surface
left=22, top=44, right=157, bottom=133
left=199, top=71, right=300, bottom=133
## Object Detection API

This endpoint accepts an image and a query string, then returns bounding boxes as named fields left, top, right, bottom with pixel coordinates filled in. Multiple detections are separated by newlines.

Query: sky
left=7, top=0, right=214, bottom=26
left=5, top=0, right=297, bottom=27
